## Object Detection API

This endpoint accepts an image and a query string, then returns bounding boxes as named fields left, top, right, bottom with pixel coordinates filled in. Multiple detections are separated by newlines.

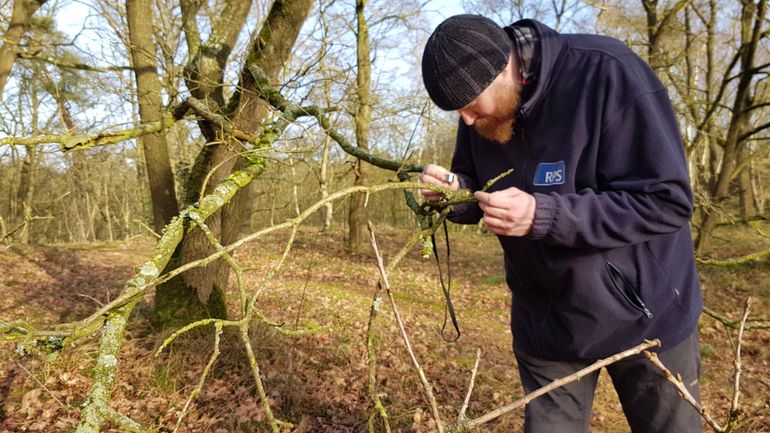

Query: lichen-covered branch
left=703, top=306, right=770, bottom=330
left=75, top=301, right=138, bottom=433
left=17, top=52, right=132, bottom=72
left=0, top=112, right=178, bottom=150
left=248, top=64, right=424, bottom=174
left=69, top=106, right=298, bottom=433
left=697, top=247, right=770, bottom=266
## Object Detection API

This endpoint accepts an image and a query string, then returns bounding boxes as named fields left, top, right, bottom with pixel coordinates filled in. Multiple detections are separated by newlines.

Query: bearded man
left=419, top=15, right=703, bottom=433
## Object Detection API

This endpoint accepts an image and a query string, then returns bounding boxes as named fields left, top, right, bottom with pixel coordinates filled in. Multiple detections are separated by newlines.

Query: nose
left=459, top=109, right=477, bottom=125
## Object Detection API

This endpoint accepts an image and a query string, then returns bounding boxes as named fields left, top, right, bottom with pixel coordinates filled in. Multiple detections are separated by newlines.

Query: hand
left=418, top=164, right=460, bottom=202
left=474, top=187, right=536, bottom=236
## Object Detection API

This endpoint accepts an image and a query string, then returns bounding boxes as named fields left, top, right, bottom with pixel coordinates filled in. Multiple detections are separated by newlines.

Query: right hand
left=418, top=164, right=460, bottom=202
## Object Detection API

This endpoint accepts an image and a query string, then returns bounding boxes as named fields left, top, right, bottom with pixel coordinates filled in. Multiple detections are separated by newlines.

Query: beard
left=472, top=79, right=521, bottom=144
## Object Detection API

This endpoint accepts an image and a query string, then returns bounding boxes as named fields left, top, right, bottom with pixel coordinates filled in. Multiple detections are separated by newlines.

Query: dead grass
left=0, top=222, right=768, bottom=432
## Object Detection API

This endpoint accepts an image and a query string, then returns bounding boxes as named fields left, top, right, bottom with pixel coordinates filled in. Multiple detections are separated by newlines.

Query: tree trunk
left=738, top=147, right=759, bottom=221
left=0, top=0, right=47, bottom=97
left=347, top=0, right=371, bottom=254
left=156, top=0, right=313, bottom=326
left=126, top=0, right=180, bottom=234
left=320, top=134, right=333, bottom=231
left=14, top=145, right=37, bottom=243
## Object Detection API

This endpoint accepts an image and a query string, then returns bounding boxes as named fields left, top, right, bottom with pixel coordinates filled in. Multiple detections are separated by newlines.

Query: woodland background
left=0, top=0, right=768, bottom=432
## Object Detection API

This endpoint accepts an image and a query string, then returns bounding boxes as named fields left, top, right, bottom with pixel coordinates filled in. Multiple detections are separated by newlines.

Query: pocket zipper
left=606, top=261, right=653, bottom=319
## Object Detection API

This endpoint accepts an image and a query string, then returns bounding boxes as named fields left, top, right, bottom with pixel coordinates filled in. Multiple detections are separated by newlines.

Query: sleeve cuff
left=529, top=193, right=556, bottom=239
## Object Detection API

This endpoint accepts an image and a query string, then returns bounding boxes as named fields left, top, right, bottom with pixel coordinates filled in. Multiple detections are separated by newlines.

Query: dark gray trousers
left=515, top=331, right=702, bottom=433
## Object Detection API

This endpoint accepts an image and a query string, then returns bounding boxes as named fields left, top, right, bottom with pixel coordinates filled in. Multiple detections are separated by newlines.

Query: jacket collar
left=506, top=19, right=566, bottom=118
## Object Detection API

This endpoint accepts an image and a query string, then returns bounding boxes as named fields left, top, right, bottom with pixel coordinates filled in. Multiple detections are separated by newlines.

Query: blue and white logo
left=533, top=161, right=566, bottom=186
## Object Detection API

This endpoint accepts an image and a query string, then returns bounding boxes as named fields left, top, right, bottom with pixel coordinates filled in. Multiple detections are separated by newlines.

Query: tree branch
left=17, top=52, right=132, bottom=72
left=458, top=348, right=482, bottom=422
left=444, top=339, right=661, bottom=431
left=368, top=221, right=445, bottom=433
left=644, top=350, right=725, bottom=432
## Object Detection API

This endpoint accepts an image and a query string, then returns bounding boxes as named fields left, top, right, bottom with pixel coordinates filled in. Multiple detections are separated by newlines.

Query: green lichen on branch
left=697, top=247, right=770, bottom=267
left=0, top=112, right=178, bottom=151
left=75, top=302, right=137, bottom=433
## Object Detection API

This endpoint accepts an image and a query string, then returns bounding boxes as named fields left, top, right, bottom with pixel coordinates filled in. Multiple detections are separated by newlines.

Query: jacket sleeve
left=528, top=89, right=694, bottom=249
left=448, top=119, right=484, bottom=225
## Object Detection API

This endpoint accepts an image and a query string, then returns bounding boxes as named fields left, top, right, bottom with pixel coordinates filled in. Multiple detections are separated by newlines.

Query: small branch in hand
left=481, top=168, right=515, bottom=192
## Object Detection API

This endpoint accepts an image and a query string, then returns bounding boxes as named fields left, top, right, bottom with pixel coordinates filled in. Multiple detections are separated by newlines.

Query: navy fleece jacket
left=448, top=20, right=702, bottom=361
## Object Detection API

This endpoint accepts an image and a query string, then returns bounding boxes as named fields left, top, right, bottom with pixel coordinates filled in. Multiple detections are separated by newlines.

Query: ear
left=502, top=52, right=516, bottom=80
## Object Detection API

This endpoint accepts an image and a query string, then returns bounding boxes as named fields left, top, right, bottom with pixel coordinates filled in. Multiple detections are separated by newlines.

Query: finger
left=484, top=190, right=525, bottom=209
left=479, top=205, right=509, bottom=220
left=419, top=174, right=447, bottom=187
left=423, top=164, right=450, bottom=179
left=482, top=215, right=507, bottom=234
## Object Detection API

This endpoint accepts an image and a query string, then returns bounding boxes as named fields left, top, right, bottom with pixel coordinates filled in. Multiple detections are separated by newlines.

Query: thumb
left=474, top=190, right=491, bottom=203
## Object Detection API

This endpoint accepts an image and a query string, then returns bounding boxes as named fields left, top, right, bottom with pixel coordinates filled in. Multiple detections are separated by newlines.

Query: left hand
left=474, top=187, right=536, bottom=236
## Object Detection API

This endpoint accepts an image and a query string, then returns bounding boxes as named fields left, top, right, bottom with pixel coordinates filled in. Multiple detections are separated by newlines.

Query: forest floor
left=0, top=221, right=768, bottom=432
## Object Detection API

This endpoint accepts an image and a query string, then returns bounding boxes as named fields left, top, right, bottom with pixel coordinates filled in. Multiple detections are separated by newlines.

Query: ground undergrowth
left=0, top=221, right=768, bottom=432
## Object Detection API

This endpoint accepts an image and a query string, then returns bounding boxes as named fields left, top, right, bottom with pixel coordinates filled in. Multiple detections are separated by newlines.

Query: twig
left=363, top=217, right=449, bottom=433
left=726, top=298, right=751, bottom=432
left=368, top=221, right=445, bottom=433
left=0, top=216, right=54, bottom=242
left=239, top=324, right=286, bottom=433
left=133, top=219, right=161, bottom=239
left=173, top=323, right=223, bottom=433
left=703, top=306, right=769, bottom=330
left=458, top=348, right=482, bottom=422
left=481, top=168, right=515, bottom=192
left=643, top=350, right=724, bottom=432
left=16, top=362, right=67, bottom=408
left=445, top=339, right=661, bottom=432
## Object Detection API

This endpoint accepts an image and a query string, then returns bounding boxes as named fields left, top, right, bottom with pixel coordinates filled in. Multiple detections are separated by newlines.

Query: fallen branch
left=697, top=247, right=770, bottom=266
left=645, top=297, right=753, bottom=433
left=0, top=215, right=53, bottom=243
left=368, top=221, right=445, bottom=433
left=443, top=339, right=661, bottom=432
left=703, top=306, right=769, bottom=330
left=644, top=351, right=724, bottom=432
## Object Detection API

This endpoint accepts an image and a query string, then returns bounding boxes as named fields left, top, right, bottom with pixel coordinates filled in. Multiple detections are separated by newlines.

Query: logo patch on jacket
left=533, top=161, right=565, bottom=186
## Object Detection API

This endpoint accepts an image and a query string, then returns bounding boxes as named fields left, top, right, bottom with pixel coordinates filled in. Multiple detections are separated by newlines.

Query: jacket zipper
left=605, top=261, right=653, bottom=318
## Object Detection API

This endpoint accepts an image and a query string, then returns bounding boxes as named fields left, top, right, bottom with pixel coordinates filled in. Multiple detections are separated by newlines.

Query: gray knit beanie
left=422, top=15, right=512, bottom=111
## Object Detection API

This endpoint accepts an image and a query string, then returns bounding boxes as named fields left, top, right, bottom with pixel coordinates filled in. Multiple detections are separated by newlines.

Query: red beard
left=472, top=79, right=521, bottom=144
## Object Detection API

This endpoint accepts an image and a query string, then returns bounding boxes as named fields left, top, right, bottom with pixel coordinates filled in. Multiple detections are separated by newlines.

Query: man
left=419, top=15, right=703, bottom=433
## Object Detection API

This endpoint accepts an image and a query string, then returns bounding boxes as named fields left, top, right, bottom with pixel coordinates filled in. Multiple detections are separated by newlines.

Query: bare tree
left=126, top=0, right=180, bottom=233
